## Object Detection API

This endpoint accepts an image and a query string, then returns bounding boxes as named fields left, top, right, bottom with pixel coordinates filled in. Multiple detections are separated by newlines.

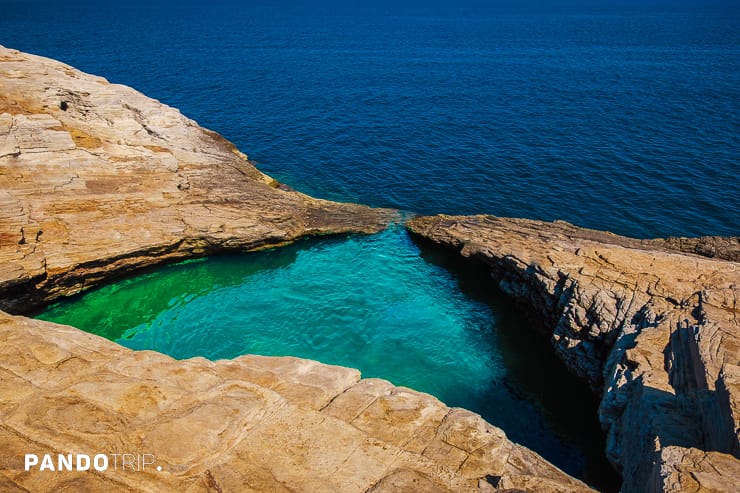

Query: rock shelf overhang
left=0, top=45, right=398, bottom=314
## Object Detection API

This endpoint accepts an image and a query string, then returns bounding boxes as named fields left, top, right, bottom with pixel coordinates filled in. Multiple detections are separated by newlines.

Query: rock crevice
left=407, top=214, right=739, bottom=493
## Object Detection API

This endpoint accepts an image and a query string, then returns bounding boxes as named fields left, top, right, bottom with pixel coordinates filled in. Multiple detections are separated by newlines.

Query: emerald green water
left=38, top=228, right=619, bottom=491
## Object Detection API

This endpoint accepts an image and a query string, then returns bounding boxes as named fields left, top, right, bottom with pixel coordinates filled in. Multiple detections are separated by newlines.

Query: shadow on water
left=36, top=235, right=345, bottom=341
left=413, top=236, right=621, bottom=493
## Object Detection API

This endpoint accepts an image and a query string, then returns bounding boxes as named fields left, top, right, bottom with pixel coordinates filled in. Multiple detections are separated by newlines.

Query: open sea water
left=8, top=1, right=738, bottom=490
left=3, top=0, right=737, bottom=238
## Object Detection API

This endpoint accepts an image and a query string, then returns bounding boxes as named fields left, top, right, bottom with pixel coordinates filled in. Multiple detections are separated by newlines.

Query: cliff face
left=408, top=214, right=740, bottom=493
left=0, top=46, right=397, bottom=314
left=0, top=48, right=598, bottom=492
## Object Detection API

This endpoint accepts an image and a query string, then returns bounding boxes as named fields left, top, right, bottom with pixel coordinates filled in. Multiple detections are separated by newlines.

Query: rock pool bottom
left=38, top=227, right=620, bottom=492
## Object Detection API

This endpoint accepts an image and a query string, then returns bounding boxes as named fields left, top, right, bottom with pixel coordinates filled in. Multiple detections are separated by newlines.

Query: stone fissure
left=407, top=214, right=739, bottom=493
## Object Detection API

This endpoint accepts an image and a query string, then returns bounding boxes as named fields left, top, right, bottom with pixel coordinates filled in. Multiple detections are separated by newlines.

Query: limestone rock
left=407, top=214, right=740, bottom=493
left=0, top=311, right=595, bottom=493
left=0, top=45, right=398, bottom=314
left=651, top=446, right=740, bottom=493
left=0, top=48, right=597, bottom=492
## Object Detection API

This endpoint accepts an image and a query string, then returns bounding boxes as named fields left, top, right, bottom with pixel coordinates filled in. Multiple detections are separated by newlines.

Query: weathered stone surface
left=650, top=446, right=740, bottom=493
left=0, top=48, right=598, bottom=492
left=0, top=311, right=595, bottom=492
left=645, top=236, right=740, bottom=263
left=407, top=214, right=740, bottom=493
left=0, top=45, right=398, bottom=314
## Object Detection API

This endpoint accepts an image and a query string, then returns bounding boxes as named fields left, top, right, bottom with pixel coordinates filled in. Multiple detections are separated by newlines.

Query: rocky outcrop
left=407, top=214, right=740, bottom=493
left=0, top=45, right=397, bottom=314
left=0, top=48, right=599, bottom=492
left=0, top=311, right=595, bottom=493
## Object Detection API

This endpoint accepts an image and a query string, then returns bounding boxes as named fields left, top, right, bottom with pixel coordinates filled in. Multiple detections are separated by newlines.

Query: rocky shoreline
left=0, top=47, right=596, bottom=492
left=1, top=46, right=738, bottom=492
left=0, top=311, right=596, bottom=493
left=0, top=46, right=398, bottom=315
left=408, top=215, right=739, bottom=492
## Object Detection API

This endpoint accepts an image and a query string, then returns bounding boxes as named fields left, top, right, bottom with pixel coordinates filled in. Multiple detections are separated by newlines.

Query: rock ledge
left=408, top=214, right=740, bottom=493
left=0, top=312, right=594, bottom=493
left=0, top=45, right=396, bottom=314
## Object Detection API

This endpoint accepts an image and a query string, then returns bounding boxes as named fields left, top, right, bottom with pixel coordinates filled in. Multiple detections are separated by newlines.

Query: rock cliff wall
left=408, top=214, right=740, bottom=492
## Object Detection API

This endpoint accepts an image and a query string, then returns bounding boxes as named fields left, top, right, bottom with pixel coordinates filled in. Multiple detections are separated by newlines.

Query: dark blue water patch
left=2, top=0, right=738, bottom=238
left=38, top=228, right=620, bottom=491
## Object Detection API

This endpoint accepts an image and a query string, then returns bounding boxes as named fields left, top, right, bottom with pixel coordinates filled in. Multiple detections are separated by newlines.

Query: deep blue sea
left=7, top=1, right=739, bottom=490
left=3, top=0, right=738, bottom=237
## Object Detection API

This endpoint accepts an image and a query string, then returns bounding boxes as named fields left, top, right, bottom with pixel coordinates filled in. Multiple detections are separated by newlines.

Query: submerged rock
left=408, top=214, right=740, bottom=493
left=0, top=48, right=595, bottom=492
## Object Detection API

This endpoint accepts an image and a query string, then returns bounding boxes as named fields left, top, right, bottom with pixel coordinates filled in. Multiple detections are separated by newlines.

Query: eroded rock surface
left=0, top=312, right=595, bottom=493
left=408, top=214, right=740, bottom=493
left=0, top=48, right=600, bottom=492
left=0, top=45, right=397, bottom=314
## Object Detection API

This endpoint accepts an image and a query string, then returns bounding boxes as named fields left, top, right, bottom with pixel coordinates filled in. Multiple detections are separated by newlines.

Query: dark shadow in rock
left=32, top=234, right=351, bottom=339
left=412, top=234, right=622, bottom=493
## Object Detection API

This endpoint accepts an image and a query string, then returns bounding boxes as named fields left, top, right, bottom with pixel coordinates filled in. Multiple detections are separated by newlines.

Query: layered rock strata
left=0, top=48, right=596, bottom=492
left=408, top=214, right=740, bottom=493
left=0, top=311, right=595, bottom=493
left=0, top=45, right=396, bottom=314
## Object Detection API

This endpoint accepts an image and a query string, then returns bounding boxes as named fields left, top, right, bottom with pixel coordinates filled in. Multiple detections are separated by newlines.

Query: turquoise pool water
left=38, top=228, right=618, bottom=491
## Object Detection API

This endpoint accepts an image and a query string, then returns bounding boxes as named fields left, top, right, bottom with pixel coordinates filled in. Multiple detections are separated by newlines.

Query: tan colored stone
left=368, top=469, right=454, bottom=493
left=0, top=45, right=397, bottom=314
left=408, top=214, right=740, bottom=493
left=0, top=47, right=599, bottom=492
left=654, top=447, right=740, bottom=493
left=0, top=312, right=595, bottom=492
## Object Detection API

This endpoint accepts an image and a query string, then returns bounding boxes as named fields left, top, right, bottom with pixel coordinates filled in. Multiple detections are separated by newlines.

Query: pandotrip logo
left=24, top=453, right=161, bottom=473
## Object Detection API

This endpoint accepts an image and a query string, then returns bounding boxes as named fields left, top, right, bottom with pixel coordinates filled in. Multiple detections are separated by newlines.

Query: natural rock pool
left=38, top=227, right=619, bottom=491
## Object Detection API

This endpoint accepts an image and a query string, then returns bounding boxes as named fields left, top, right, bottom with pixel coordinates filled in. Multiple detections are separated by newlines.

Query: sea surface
left=7, top=1, right=738, bottom=491
left=3, top=0, right=737, bottom=238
